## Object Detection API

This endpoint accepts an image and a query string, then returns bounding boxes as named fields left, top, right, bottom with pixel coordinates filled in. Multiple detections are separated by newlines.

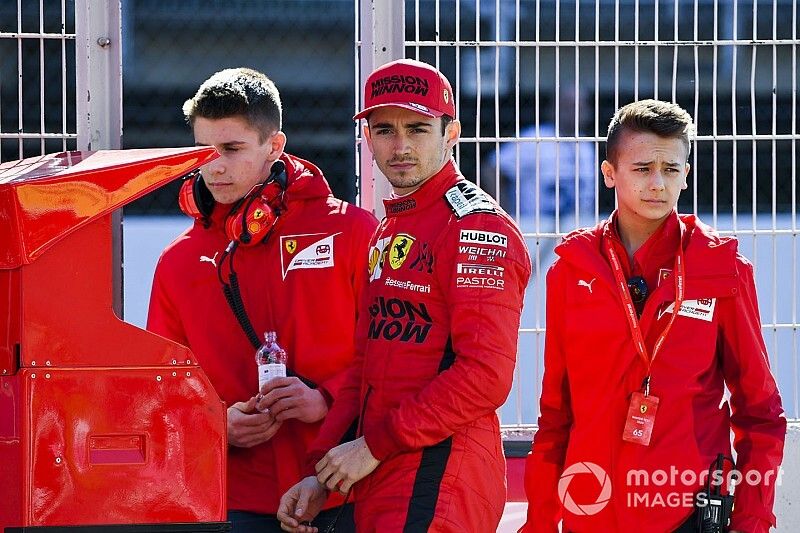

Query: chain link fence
left=5, top=1, right=795, bottom=214
left=121, top=0, right=359, bottom=212
left=401, top=0, right=798, bottom=219
left=0, top=1, right=78, bottom=160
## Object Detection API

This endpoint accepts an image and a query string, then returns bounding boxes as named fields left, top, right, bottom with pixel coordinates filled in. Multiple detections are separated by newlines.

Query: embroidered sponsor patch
left=368, top=236, right=392, bottom=282
left=456, top=275, right=506, bottom=290
left=459, top=229, right=508, bottom=248
left=280, top=232, right=340, bottom=279
left=658, top=298, right=716, bottom=322
left=368, top=296, right=432, bottom=343
left=408, top=102, right=431, bottom=113
left=456, top=244, right=507, bottom=260
left=384, top=276, right=431, bottom=294
left=456, top=263, right=505, bottom=277
left=199, top=252, right=219, bottom=268
left=455, top=263, right=506, bottom=290
left=408, top=242, right=434, bottom=273
left=444, top=181, right=497, bottom=218
left=578, top=278, right=596, bottom=294
left=386, top=197, right=417, bottom=215
left=388, top=234, right=415, bottom=270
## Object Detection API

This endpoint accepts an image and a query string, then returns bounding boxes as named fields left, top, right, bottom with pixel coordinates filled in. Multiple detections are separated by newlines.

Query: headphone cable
left=217, top=237, right=317, bottom=388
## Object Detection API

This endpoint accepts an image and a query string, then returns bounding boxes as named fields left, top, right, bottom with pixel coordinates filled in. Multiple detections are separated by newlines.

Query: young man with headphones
left=147, top=67, right=377, bottom=533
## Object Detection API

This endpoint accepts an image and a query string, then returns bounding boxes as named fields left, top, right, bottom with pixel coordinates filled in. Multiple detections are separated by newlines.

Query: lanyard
left=605, top=236, right=685, bottom=393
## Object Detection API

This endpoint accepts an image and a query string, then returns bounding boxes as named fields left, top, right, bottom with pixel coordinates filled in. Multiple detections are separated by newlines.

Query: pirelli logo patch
left=456, top=263, right=505, bottom=290
left=444, top=181, right=497, bottom=219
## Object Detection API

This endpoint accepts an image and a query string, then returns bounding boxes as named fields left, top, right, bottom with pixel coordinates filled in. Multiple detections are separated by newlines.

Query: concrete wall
left=775, top=422, right=800, bottom=530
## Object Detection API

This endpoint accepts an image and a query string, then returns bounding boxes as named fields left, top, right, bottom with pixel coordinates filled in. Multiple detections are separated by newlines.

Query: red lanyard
left=605, top=238, right=685, bottom=390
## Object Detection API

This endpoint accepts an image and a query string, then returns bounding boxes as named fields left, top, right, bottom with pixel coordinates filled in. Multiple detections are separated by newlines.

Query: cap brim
left=353, top=102, right=444, bottom=121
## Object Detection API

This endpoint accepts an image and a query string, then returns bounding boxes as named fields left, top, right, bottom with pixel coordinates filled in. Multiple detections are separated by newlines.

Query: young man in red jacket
left=522, top=99, right=785, bottom=532
left=276, top=59, right=532, bottom=532
left=147, top=67, right=377, bottom=532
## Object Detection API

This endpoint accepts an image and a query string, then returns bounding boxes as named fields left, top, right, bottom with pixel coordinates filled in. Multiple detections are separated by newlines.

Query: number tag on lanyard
left=622, top=391, right=660, bottom=446
left=605, top=220, right=686, bottom=447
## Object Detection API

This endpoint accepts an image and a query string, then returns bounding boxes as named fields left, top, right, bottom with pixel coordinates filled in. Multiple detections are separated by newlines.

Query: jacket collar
left=204, top=152, right=332, bottom=230
left=555, top=212, right=739, bottom=300
left=280, top=152, right=333, bottom=202
left=604, top=211, right=682, bottom=271
left=382, top=159, right=460, bottom=218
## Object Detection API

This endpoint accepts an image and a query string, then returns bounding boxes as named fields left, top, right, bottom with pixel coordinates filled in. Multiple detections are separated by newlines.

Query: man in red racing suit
left=277, top=59, right=531, bottom=532
left=148, top=68, right=377, bottom=532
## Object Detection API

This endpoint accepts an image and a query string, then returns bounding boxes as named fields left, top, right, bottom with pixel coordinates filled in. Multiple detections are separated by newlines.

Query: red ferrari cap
left=354, top=59, right=455, bottom=120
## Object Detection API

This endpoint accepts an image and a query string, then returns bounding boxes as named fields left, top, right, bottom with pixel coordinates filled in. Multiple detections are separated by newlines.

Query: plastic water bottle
left=255, top=331, right=287, bottom=392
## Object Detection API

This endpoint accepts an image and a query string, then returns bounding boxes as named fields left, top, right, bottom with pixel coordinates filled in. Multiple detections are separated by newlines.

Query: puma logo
left=578, top=278, right=596, bottom=294
left=200, top=252, right=218, bottom=268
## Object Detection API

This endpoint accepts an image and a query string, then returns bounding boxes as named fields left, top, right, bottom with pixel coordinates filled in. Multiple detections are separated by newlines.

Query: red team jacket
left=147, top=153, right=377, bottom=515
left=309, top=161, right=532, bottom=532
left=524, top=212, right=785, bottom=532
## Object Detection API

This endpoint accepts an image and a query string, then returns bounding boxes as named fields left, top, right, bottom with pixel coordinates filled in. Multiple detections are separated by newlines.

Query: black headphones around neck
left=178, top=160, right=288, bottom=246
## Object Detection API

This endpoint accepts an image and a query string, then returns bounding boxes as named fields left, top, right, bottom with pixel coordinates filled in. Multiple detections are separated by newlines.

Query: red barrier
left=0, top=148, right=228, bottom=530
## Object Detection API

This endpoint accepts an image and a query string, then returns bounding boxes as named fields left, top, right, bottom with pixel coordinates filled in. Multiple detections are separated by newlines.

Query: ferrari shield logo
left=640, top=404, right=648, bottom=414
left=389, top=234, right=415, bottom=270
left=285, top=239, right=297, bottom=254
left=253, top=208, right=265, bottom=220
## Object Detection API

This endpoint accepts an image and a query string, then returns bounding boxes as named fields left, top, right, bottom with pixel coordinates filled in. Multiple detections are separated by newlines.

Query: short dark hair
left=441, top=115, right=453, bottom=136
left=605, top=99, right=694, bottom=164
left=183, top=67, right=282, bottom=142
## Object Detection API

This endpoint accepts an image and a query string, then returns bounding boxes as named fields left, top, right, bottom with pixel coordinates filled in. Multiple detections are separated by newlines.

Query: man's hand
left=227, top=396, right=283, bottom=448
left=315, top=436, right=380, bottom=494
left=277, top=476, right=328, bottom=532
left=256, top=376, right=328, bottom=423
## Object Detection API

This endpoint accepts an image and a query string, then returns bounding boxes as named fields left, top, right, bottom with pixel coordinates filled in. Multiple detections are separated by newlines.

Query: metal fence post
left=357, top=0, right=404, bottom=218
left=75, top=0, right=123, bottom=316
left=75, top=0, right=122, bottom=151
